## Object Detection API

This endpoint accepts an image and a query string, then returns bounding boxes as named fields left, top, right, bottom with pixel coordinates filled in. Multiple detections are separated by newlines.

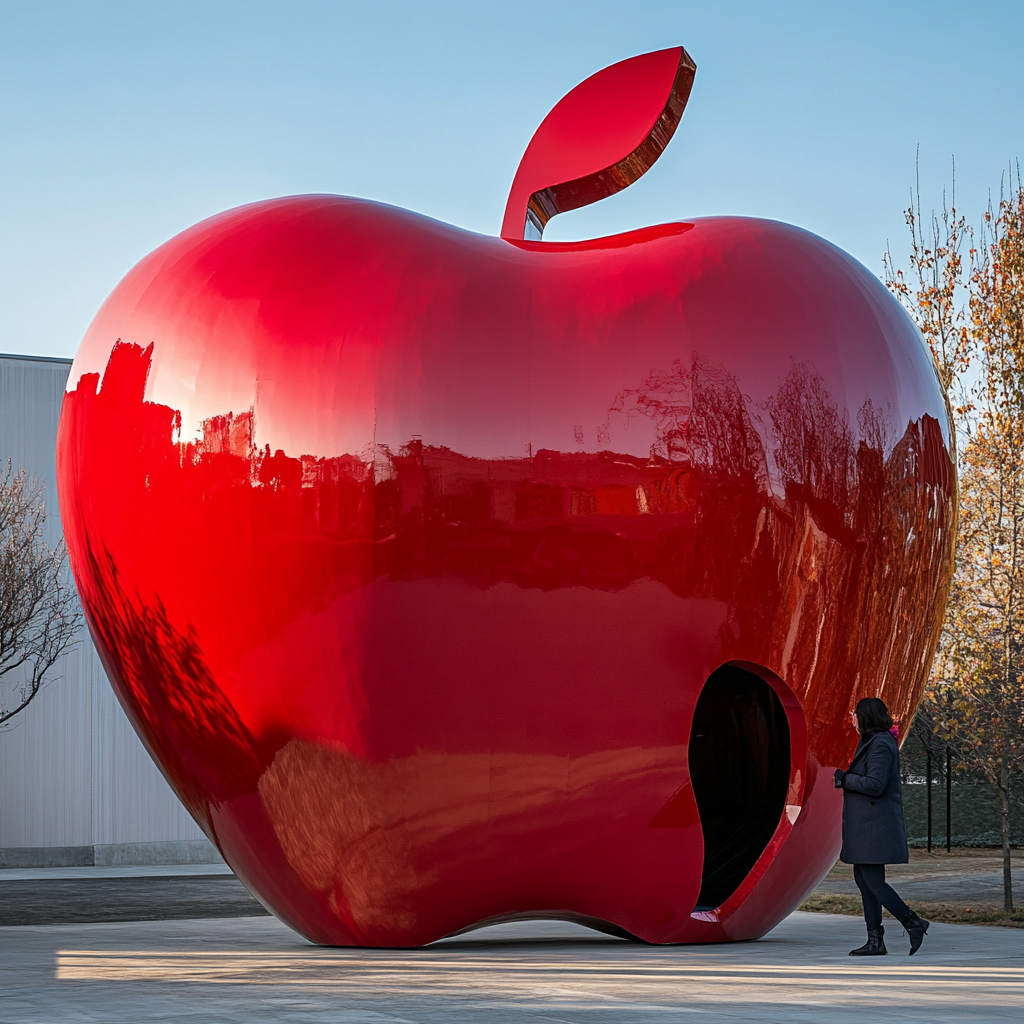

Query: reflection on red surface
left=57, top=197, right=955, bottom=946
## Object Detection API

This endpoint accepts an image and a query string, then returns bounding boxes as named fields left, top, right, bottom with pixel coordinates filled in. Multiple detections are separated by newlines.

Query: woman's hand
left=834, top=769, right=846, bottom=789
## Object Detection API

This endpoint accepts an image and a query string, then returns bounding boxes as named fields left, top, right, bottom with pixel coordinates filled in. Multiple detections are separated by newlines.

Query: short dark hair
left=855, top=697, right=893, bottom=737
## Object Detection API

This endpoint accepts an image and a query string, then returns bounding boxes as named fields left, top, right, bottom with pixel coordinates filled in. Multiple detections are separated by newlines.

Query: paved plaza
left=1, top=911, right=1021, bottom=1023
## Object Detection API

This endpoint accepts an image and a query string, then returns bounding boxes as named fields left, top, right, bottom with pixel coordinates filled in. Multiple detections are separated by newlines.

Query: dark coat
left=839, top=730, right=909, bottom=865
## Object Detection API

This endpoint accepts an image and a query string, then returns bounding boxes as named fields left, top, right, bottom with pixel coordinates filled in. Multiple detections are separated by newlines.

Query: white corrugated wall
left=0, top=354, right=216, bottom=866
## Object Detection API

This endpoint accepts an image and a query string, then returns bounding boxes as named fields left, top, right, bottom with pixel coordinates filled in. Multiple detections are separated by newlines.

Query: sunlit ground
left=3, top=913, right=1021, bottom=1023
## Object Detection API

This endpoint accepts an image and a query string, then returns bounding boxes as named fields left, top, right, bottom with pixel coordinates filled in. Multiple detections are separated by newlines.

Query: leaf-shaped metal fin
left=501, top=46, right=696, bottom=241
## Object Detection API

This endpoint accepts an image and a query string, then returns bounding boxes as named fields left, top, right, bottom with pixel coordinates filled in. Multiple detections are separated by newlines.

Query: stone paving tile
left=0, top=913, right=1020, bottom=1023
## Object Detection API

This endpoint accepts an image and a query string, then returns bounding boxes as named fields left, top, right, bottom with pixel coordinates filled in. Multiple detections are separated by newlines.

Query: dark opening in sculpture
left=690, top=665, right=790, bottom=911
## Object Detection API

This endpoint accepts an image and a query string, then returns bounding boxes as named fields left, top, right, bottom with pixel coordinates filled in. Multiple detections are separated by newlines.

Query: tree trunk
left=946, top=746, right=952, bottom=853
left=927, top=747, right=933, bottom=853
left=999, top=592, right=1016, bottom=913
left=1000, top=739, right=1014, bottom=912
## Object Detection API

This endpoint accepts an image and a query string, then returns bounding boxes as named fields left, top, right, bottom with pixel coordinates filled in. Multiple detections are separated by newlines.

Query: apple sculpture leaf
left=501, top=46, right=695, bottom=239
left=57, top=47, right=955, bottom=947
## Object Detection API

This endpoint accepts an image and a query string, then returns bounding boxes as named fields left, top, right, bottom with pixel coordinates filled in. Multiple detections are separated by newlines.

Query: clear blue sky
left=2, top=0, right=1022, bottom=359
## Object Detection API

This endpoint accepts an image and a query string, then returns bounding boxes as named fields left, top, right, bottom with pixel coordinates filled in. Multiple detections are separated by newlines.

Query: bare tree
left=0, top=460, right=82, bottom=725
left=883, top=154, right=973, bottom=424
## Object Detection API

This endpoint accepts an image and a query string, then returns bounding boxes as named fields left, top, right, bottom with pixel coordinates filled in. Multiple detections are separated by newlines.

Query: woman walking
left=835, top=697, right=930, bottom=956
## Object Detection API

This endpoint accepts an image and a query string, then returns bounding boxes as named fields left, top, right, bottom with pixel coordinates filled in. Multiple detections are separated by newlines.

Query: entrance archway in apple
left=688, top=662, right=807, bottom=922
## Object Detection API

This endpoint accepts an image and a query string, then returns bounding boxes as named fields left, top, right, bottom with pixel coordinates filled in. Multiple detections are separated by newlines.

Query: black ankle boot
left=904, top=913, right=929, bottom=955
left=849, top=925, right=887, bottom=956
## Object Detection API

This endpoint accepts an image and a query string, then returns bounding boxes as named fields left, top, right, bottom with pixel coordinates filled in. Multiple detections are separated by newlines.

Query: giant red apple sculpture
left=57, top=47, right=954, bottom=945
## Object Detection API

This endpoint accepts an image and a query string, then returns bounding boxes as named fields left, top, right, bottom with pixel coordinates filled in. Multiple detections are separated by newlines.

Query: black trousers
left=853, top=863, right=913, bottom=930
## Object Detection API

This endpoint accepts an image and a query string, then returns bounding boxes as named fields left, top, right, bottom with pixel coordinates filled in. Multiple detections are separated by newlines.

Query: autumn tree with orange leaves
left=887, top=172, right=1024, bottom=911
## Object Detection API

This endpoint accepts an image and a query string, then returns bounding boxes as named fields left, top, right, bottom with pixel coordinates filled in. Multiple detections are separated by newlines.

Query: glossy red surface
left=501, top=46, right=694, bottom=239
left=56, top=48, right=955, bottom=946
left=57, top=200, right=955, bottom=946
